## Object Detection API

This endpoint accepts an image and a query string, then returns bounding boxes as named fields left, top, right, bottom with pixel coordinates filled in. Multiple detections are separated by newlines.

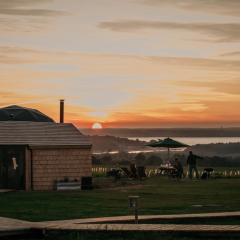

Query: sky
left=0, top=0, right=240, bottom=128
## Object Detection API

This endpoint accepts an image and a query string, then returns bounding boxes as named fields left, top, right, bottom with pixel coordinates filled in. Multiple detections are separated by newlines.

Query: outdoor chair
left=121, top=167, right=134, bottom=179
left=137, top=166, right=147, bottom=179
left=106, top=169, right=122, bottom=180
left=130, top=164, right=138, bottom=179
left=202, top=168, right=214, bottom=179
left=166, top=168, right=179, bottom=179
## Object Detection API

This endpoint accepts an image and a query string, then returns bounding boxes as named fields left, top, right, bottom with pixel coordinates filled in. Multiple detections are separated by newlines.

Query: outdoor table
left=157, top=166, right=177, bottom=177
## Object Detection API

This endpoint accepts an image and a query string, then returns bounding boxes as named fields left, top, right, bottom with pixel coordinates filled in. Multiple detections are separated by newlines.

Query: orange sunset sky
left=0, top=0, right=240, bottom=128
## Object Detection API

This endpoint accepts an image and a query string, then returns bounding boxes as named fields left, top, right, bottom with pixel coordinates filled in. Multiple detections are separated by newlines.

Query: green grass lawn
left=0, top=177, right=240, bottom=222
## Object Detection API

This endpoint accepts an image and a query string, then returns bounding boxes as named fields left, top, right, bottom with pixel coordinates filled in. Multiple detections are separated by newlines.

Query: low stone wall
left=32, top=148, right=92, bottom=190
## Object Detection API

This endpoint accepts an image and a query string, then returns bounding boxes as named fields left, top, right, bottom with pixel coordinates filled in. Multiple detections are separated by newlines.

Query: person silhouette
left=173, top=158, right=184, bottom=179
left=187, top=151, right=203, bottom=179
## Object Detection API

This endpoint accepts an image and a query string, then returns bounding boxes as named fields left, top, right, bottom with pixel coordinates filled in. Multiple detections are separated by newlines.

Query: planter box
left=56, top=182, right=81, bottom=191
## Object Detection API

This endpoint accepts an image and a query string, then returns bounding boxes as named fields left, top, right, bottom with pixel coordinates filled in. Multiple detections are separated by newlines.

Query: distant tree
left=92, top=155, right=101, bottom=165
left=173, top=154, right=186, bottom=165
left=116, top=151, right=132, bottom=162
left=118, top=160, right=131, bottom=166
left=135, top=153, right=146, bottom=166
left=101, top=154, right=113, bottom=164
left=147, top=154, right=162, bottom=166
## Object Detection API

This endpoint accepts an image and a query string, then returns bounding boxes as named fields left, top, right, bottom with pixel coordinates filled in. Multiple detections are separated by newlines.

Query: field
left=0, top=176, right=240, bottom=223
left=92, top=166, right=240, bottom=178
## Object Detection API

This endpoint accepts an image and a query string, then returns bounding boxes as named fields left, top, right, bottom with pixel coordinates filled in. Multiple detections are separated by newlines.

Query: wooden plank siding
left=32, top=148, right=92, bottom=191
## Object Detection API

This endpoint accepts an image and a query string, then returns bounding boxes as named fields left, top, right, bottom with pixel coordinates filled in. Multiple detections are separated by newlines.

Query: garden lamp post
left=128, top=195, right=139, bottom=224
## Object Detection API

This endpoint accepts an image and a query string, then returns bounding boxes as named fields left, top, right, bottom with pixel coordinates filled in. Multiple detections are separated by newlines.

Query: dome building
left=0, top=105, right=54, bottom=122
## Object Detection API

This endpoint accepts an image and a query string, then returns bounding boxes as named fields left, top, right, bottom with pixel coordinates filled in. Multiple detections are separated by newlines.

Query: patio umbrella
left=147, top=137, right=189, bottom=163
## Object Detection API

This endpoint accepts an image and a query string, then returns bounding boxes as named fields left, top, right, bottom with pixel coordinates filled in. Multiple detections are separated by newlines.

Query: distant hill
left=88, top=135, right=240, bottom=157
left=89, top=135, right=147, bottom=153
left=191, top=143, right=240, bottom=157
left=81, top=127, right=240, bottom=138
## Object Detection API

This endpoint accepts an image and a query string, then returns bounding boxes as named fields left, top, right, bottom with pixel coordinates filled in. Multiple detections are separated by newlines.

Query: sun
left=92, top=122, right=103, bottom=129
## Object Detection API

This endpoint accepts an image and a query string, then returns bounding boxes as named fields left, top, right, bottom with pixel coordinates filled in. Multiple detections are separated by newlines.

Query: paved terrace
left=1, top=212, right=240, bottom=237
left=40, top=211, right=240, bottom=225
left=0, top=217, right=33, bottom=237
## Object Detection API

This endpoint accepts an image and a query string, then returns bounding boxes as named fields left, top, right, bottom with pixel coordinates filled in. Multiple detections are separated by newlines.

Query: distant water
left=128, top=137, right=240, bottom=146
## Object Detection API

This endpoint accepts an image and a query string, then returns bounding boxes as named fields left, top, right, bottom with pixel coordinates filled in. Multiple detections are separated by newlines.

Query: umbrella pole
left=167, top=147, right=170, bottom=165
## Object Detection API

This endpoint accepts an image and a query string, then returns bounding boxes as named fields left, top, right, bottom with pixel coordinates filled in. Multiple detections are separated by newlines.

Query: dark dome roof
left=0, top=105, right=55, bottom=122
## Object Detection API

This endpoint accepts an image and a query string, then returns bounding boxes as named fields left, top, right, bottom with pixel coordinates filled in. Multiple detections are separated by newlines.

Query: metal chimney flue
left=60, top=99, right=64, bottom=123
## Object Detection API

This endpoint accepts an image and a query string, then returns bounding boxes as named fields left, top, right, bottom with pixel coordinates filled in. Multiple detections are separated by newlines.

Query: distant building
left=0, top=103, right=92, bottom=191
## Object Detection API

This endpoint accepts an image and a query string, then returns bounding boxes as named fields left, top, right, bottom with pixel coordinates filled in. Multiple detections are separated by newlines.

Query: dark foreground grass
left=44, top=231, right=240, bottom=240
left=12, top=232, right=240, bottom=240
left=0, top=177, right=240, bottom=222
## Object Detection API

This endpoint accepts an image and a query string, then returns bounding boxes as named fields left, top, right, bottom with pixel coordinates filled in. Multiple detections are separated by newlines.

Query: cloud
left=141, top=0, right=240, bottom=17
left=103, top=106, right=240, bottom=127
left=0, top=8, right=66, bottom=17
left=0, top=46, right=51, bottom=64
left=0, top=0, right=52, bottom=8
left=0, top=0, right=67, bottom=33
left=177, top=80, right=240, bottom=96
left=1, top=45, right=240, bottom=74
left=220, top=51, right=240, bottom=57
left=0, top=46, right=43, bottom=54
left=0, top=0, right=66, bottom=17
left=0, top=89, right=49, bottom=108
left=148, top=55, right=240, bottom=70
left=99, top=20, right=240, bottom=42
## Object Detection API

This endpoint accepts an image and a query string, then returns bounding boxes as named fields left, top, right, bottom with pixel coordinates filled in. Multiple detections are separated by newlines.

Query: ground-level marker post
left=128, top=195, right=139, bottom=224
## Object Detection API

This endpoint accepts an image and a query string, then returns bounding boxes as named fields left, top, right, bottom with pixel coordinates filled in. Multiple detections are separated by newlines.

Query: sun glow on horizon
left=92, top=122, right=103, bottom=129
